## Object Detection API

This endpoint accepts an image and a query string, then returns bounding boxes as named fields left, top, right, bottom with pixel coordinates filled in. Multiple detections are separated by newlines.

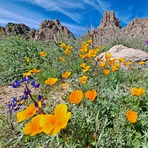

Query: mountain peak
left=98, top=11, right=122, bottom=29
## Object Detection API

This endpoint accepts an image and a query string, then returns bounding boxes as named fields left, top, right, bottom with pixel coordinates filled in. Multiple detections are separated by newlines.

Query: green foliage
left=109, top=36, right=148, bottom=52
left=0, top=35, right=148, bottom=148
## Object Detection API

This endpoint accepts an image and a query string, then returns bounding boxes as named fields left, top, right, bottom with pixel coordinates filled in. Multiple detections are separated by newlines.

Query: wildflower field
left=0, top=35, right=148, bottom=148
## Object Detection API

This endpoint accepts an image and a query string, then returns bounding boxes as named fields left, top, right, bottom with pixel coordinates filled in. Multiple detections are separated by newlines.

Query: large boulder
left=96, top=45, right=148, bottom=62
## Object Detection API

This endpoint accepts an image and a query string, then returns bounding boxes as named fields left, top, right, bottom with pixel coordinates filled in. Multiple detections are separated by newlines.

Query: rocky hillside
left=82, top=11, right=148, bottom=47
left=0, top=11, right=148, bottom=46
left=0, top=19, right=75, bottom=42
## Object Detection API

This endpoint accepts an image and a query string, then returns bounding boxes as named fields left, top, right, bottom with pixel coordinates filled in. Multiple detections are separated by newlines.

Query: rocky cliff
left=83, top=11, right=148, bottom=47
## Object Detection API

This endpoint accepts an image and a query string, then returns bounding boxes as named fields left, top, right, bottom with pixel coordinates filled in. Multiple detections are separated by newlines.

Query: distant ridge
left=0, top=19, right=75, bottom=42
left=0, top=11, right=148, bottom=46
left=82, top=11, right=148, bottom=47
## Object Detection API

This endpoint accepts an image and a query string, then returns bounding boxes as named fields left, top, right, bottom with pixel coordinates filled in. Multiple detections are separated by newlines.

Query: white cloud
left=0, top=7, right=44, bottom=28
left=82, top=0, right=111, bottom=14
left=21, top=0, right=86, bottom=24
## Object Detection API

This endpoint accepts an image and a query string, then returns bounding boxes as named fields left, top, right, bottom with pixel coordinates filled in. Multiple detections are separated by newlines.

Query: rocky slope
left=0, top=11, right=148, bottom=46
left=83, top=11, right=148, bottom=47
left=0, top=19, right=75, bottom=42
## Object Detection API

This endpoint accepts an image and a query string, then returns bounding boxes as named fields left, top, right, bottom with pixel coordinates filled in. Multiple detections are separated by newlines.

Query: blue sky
left=0, top=0, right=148, bottom=37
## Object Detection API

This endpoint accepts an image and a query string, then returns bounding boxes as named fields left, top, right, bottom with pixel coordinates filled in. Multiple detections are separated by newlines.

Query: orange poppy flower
left=41, top=104, right=71, bottom=136
left=32, top=68, right=40, bottom=74
left=23, top=71, right=32, bottom=77
left=131, top=87, right=146, bottom=97
left=126, top=110, right=138, bottom=123
left=111, top=65, right=118, bottom=72
left=16, top=103, right=38, bottom=122
left=103, top=69, right=110, bottom=75
left=60, top=43, right=67, bottom=48
left=98, top=62, right=106, bottom=68
left=78, top=75, right=88, bottom=84
left=24, top=114, right=44, bottom=136
left=105, top=53, right=112, bottom=59
left=85, top=90, right=97, bottom=101
left=44, top=78, right=58, bottom=85
left=82, top=66, right=91, bottom=73
left=59, top=56, right=65, bottom=62
left=38, top=51, right=47, bottom=57
left=69, top=90, right=84, bottom=104
left=62, top=71, right=71, bottom=79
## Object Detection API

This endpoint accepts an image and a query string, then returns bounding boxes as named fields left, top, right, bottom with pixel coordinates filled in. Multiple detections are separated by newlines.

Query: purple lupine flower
left=31, top=81, right=40, bottom=88
left=6, top=103, right=12, bottom=111
left=22, top=77, right=30, bottom=83
left=145, top=40, right=148, bottom=46
left=11, top=80, right=21, bottom=88
left=11, top=97, right=17, bottom=105
left=73, top=47, right=78, bottom=51
left=24, top=89, right=31, bottom=96
left=20, top=94, right=28, bottom=100
left=37, top=95, right=43, bottom=101
left=12, top=107, right=20, bottom=112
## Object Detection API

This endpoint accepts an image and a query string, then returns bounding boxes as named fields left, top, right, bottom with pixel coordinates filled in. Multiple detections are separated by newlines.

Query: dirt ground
left=0, top=83, right=71, bottom=115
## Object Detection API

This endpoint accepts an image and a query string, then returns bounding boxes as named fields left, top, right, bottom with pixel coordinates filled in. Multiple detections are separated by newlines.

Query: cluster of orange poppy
left=20, top=104, right=71, bottom=136
left=19, top=39, right=147, bottom=138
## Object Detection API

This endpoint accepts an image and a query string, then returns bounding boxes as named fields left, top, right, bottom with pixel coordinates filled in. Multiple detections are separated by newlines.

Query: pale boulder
left=96, top=45, right=148, bottom=62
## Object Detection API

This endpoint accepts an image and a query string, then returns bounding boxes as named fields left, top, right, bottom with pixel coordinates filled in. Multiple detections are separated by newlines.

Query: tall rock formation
left=31, top=19, right=75, bottom=41
left=82, top=11, right=148, bottom=47
left=98, top=11, right=121, bottom=29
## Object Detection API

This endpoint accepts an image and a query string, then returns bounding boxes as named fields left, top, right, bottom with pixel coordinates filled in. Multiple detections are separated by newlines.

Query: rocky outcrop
left=5, top=23, right=30, bottom=36
left=32, top=19, right=75, bottom=41
left=96, top=45, right=148, bottom=62
left=0, top=26, right=5, bottom=33
left=122, top=18, right=148, bottom=38
left=98, top=11, right=121, bottom=29
left=0, top=19, right=75, bottom=42
left=83, top=11, right=148, bottom=47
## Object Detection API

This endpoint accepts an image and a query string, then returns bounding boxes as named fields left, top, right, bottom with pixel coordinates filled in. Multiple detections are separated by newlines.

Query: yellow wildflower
left=60, top=43, right=67, bottom=48
left=59, top=56, right=65, bottom=62
left=98, top=62, right=106, bottom=68
left=62, top=71, right=71, bottom=79
left=131, top=87, right=146, bottom=97
left=105, top=53, right=112, bottom=59
left=38, top=51, right=47, bottom=57
left=138, top=61, right=145, bottom=65
left=44, top=78, right=58, bottom=85
left=41, top=104, right=71, bottom=136
left=16, top=103, right=38, bottom=122
left=82, top=66, right=91, bottom=73
left=78, top=75, right=88, bottom=84
left=23, top=71, right=32, bottom=77
left=24, top=114, right=44, bottom=136
left=87, top=39, right=92, bottom=44
left=25, top=56, right=30, bottom=62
